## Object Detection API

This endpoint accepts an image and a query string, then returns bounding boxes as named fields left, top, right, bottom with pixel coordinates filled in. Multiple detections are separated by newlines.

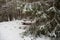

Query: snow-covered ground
left=0, top=20, right=51, bottom=40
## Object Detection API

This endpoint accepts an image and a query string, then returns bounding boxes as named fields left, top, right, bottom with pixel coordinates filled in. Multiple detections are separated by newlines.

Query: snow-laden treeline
left=0, top=0, right=60, bottom=40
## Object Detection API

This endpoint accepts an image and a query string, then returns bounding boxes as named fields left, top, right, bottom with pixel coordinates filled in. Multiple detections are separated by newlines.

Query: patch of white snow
left=0, top=20, right=51, bottom=40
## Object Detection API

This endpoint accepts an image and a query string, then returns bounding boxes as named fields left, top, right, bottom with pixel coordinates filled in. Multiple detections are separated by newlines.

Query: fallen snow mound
left=0, top=20, right=51, bottom=40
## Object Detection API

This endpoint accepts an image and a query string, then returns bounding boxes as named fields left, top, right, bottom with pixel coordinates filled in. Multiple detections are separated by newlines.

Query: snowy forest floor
left=0, top=20, right=51, bottom=40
